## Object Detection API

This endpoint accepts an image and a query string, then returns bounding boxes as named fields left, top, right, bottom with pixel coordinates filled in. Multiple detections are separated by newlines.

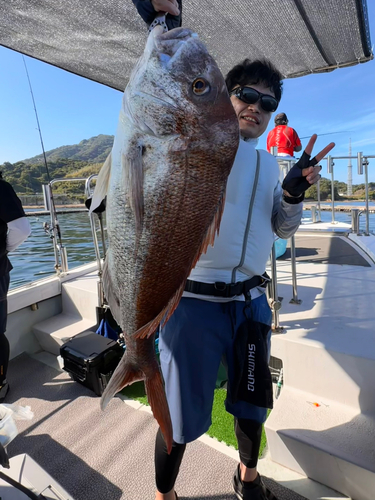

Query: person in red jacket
left=267, top=113, right=302, bottom=157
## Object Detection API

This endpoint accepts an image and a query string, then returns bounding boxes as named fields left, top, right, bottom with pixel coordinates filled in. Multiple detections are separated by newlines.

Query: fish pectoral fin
left=133, top=307, right=167, bottom=340
left=135, top=279, right=186, bottom=340
left=90, top=152, right=112, bottom=214
left=123, top=143, right=144, bottom=234
left=100, top=353, right=144, bottom=410
left=102, top=256, right=121, bottom=326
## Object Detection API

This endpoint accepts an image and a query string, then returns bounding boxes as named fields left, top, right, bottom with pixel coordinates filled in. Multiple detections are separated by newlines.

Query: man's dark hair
left=225, top=59, right=283, bottom=102
left=274, top=112, right=288, bottom=125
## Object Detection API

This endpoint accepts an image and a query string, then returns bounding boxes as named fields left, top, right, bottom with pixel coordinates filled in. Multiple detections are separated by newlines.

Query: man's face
left=230, top=82, right=276, bottom=139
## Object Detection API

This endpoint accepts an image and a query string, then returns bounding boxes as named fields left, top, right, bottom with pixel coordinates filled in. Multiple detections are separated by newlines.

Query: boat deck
left=4, top=231, right=372, bottom=499
left=279, top=233, right=371, bottom=267
left=266, top=232, right=375, bottom=499
left=4, top=354, right=308, bottom=500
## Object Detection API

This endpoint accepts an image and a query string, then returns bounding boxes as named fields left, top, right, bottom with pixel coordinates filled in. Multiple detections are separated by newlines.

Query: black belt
left=184, top=273, right=270, bottom=298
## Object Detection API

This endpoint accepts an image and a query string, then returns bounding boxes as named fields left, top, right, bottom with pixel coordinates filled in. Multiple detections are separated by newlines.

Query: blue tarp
left=96, top=318, right=119, bottom=341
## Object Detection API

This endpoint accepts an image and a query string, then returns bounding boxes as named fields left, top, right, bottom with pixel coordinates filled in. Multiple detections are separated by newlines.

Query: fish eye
left=192, top=78, right=210, bottom=95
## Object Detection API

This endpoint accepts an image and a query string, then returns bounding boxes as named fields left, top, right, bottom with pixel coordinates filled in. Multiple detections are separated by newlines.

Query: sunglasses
left=229, top=86, right=278, bottom=113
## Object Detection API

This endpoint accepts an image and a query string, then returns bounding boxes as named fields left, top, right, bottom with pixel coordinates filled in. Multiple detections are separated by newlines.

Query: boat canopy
left=1, top=0, right=373, bottom=91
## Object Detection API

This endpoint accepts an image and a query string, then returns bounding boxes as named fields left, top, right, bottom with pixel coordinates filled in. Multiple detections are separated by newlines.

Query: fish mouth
left=152, top=27, right=197, bottom=46
left=149, top=27, right=198, bottom=64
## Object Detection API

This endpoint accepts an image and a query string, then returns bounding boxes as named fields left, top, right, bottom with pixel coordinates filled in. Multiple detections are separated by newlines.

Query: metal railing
left=325, top=153, right=373, bottom=235
left=316, top=180, right=322, bottom=221
left=85, top=174, right=106, bottom=265
left=85, top=174, right=107, bottom=309
left=269, top=147, right=374, bottom=331
left=42, top=176, right=106, bottom=278
left=269, top=243, right=283, bottom=332
left=351, top=209, right=361, bottom=234
left=269, top=154, right=301, bottom=330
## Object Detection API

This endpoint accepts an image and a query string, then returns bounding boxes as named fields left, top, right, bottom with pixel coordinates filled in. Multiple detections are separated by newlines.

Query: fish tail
left=145, top=369, right=173, bottom=454
left=100, top=352, right=143, bottom=410
left=100, top=350, right=173, bottom=454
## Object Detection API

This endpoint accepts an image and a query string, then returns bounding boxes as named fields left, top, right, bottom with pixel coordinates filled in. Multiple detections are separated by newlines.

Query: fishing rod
left=300, top=131, right=352, bottom=140
left=22, top=56, right=52, bottom=185
left=22, top=55, right=67, bottom=273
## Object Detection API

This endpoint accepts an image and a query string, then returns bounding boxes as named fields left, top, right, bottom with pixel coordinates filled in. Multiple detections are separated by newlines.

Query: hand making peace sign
left=282, top=134, right=335, bottom=198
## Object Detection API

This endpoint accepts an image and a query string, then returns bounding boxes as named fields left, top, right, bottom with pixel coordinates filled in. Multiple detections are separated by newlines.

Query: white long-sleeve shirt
left=184, top=137, right=303, bottom=301
left=7, top=217, right=31, bottom=252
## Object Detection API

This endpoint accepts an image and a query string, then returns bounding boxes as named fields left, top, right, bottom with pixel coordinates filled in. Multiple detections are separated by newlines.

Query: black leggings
left=234, top=418, right=263, bottom=469
left=154, top=418, right=262, bottom=492
left=0, top=274, right=9, bottom=387
left=155, top=428, right=186, bottom=494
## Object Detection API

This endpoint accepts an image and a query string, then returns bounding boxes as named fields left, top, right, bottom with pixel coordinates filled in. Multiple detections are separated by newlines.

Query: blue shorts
left=159, top=294, right=272, bottom=444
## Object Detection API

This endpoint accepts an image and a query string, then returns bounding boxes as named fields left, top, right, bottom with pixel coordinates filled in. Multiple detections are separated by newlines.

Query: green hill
left=305, top=178, right=375, bottom=201
left=0, top=135, right=113, bottom=195
left=22, top=134, right=114, bottom=165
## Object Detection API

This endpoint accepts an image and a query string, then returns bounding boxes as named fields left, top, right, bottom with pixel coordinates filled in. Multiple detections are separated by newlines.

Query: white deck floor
left=3, top=354, right=328, bottom=500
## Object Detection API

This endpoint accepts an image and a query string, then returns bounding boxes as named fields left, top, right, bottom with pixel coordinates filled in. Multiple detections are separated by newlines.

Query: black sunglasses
left=229, top=87, right=278, bottom=113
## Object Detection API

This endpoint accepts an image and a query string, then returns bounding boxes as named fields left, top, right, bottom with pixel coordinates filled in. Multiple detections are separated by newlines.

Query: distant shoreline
left=24, top=204, right=87, bottom=216
left=24, top=204, right=86, bottom=209
left=304, top=201, right=375, bottom=213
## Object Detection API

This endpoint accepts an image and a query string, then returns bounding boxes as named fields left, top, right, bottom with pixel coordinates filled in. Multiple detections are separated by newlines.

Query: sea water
left=9, top=210, right=104, bottom=289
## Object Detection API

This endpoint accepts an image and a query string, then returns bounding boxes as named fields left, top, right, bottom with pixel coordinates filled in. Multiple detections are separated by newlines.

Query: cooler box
left=60, top=331, right=124, bottom=396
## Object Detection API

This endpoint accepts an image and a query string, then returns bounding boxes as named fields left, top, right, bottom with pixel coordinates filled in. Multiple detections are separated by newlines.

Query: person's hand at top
left=282, top=134, right=335, bottom=200
left=151, top=0, right=180, bottom=16
left=132, top=0, right=181, bottom=30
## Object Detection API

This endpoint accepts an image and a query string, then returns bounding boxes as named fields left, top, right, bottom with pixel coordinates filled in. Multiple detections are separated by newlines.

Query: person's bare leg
left=240, top=463, right=258, bottom=482
left=155, top=489, right=177, bottom=500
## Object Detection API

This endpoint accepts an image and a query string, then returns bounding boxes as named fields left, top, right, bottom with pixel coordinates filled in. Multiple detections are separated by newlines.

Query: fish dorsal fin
left=102, top=257, right=122, bottom=327
left=90, top=152, right=112, bottom=214
left=191, top=188, right=226, bottom=269
left=122, top=141, right=144, bottom=234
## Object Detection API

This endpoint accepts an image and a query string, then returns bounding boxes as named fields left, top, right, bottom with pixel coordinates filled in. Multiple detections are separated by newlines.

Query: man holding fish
left=95, top=2, right=335, bottom=499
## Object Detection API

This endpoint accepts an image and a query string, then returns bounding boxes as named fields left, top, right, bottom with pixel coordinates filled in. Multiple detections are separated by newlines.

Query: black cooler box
left=60, top=331, right=124, bottom=396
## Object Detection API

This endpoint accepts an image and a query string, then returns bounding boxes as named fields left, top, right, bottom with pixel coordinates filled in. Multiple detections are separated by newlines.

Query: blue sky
left=0, top=1, right=374, bottom=185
